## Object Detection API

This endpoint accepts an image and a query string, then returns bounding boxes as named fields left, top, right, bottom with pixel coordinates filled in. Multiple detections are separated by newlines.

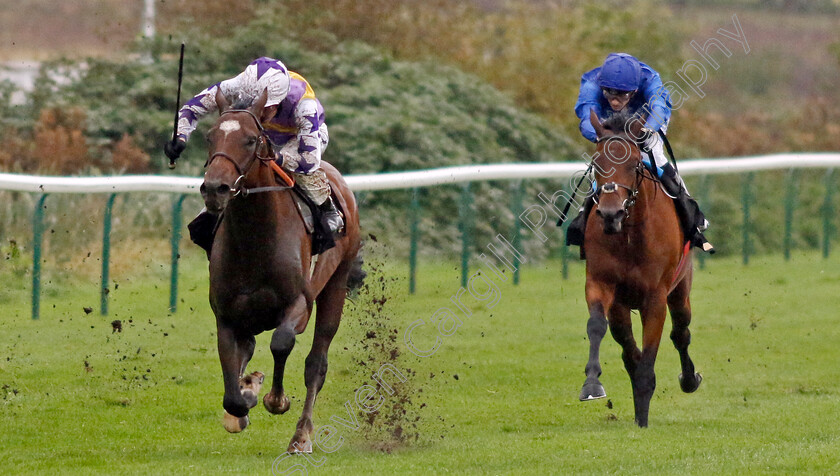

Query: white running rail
left=2, top=153, right=839, bottom=193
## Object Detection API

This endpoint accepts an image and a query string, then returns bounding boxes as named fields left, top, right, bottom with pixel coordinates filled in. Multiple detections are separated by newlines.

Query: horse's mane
left=229, top=92, right=257, bottom=110
left=601, top=110, right=644, bottom=135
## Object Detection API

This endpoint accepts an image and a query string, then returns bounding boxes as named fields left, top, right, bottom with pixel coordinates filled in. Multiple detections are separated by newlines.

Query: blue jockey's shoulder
left=581, top=66, right=601, bottom=85
left=638, top=62, right=662, bottom=90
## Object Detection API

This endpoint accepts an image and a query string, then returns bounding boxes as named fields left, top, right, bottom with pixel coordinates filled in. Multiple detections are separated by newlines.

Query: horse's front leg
left=263, top=295, right=310, bottom=416
left=634, top=293, right=668, bottom=427
left=581, top=282, right=615, bottom=401
left=217, top=324, right=258, bottom=432
left=581, top=302, right=609, bottom=401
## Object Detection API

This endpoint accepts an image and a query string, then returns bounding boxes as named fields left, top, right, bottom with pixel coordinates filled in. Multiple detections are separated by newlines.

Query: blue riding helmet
left=596, top=53, right=641, bottom=92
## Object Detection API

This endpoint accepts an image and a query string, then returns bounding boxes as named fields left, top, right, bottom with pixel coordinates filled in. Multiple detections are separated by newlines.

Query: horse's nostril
left=218, top=184, right=231, bottom=195
left=200, top=183, right=207, bottom=194
left=595, top=209, right=603, bottom=217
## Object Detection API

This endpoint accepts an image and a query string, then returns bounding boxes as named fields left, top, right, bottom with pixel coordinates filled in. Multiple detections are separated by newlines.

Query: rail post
left=510, top=180, right=523, bottom=285
left=409, top=187, right=420, bottom=294
left=823, top=168, right=835, bottom=259
left=742, top=172, right=754, bottom=265
left=459, top=182, right=473, bottom=288
left=560, top=183, right=572, bottom=280
left=169, top=194, right=187, bottom=313
left=31, top=194, right=48, bottom=320
left=100, top=193, right=117, bottom=315
left=783, top=169, right=797, bottom=261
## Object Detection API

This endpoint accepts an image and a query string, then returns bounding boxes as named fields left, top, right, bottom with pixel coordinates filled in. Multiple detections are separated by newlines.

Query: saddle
left=265, top=161, right=345, bottom=255
left=289, top=185, right=345, bottom=255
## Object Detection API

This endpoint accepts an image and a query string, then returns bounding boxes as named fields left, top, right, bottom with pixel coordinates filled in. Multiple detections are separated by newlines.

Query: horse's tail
left=346, top=242, right=367, bottom=292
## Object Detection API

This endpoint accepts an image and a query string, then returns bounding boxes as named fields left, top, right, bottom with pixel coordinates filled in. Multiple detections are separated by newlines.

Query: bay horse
left=200, top=88, right=361, bottom=452
left=578, top=109, right=702, bottom=427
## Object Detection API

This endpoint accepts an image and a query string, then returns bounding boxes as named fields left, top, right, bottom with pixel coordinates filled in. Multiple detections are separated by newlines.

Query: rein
left=206, top=109, right=292, bottom=197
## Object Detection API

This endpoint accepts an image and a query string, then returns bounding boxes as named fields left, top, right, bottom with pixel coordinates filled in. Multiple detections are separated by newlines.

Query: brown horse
left=200, top=88, right=361, bottom=452
left=579, top=110, right=702, bottom=427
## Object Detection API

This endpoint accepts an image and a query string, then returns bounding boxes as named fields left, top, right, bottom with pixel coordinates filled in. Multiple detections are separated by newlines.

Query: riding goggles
left=602, top=87, right=636, bottom=99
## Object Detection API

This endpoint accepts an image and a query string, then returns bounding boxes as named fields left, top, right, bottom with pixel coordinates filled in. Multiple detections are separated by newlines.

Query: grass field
left=1, top=246, right=840, bottom=475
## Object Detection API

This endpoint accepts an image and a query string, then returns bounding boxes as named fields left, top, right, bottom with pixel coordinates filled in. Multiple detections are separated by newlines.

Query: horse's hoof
left=240, top=371, right=265, bottom=409
left=287, top=432, right=313, bottom=454
left=263, top=392, right=291, bottom=415
left=242, top=390, right=258, bottom=409
left=223, top=411, right=249, bottom=433
left=241, top=371, right=265, bottom=390
left=678, top=372, right=703, bottom=393
left=580, top=382, right=607, bottom=401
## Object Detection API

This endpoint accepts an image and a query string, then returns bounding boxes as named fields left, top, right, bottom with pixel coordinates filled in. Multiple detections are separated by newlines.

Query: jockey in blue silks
left=566, top=53, right=713, bottom=253
left=164, top=57, right=343, bottom=238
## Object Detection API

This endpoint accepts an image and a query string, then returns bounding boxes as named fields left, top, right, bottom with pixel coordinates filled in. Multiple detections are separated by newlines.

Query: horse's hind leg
left=580, top=302, right=609, bottom=401
left=288, top=261, right=351, bottom=454
left=668, top=274, right=702, bottom=393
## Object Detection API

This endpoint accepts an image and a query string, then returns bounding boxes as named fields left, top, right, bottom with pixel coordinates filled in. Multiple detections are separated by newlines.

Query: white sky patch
left=219, top=120, right=241, bottom=136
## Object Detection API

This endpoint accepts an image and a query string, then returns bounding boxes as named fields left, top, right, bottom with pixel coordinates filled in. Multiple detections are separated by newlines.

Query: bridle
left=592, top=135, right=652, bottom=221
left=205, top=109, right=289, bottom=197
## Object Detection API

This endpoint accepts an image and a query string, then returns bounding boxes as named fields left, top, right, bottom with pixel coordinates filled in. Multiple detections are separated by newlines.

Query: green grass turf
left=1, top=248, right=839, bottom=475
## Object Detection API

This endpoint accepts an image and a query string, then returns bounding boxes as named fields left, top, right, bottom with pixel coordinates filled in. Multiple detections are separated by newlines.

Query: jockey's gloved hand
left=639, top=127, right=656, bottom=152
left=164, top=139, right=186, bottom=161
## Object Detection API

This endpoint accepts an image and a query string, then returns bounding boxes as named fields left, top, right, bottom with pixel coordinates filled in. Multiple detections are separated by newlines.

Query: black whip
left=169, top=43, right=185, bottom=170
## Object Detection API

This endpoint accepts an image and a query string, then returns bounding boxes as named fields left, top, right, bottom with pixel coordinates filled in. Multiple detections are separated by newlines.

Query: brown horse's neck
left=219, top=165, right=304, bottom=265
left=624, top=170, right=675, bottom=245
left=631, top=172, right=655, bottom=223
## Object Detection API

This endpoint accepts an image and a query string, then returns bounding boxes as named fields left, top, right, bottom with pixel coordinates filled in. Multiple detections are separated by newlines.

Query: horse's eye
left=246, top=136, right=258, bottom=146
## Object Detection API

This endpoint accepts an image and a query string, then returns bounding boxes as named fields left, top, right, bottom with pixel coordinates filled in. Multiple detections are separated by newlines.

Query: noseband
left=206, top=109, right=277, bottom=197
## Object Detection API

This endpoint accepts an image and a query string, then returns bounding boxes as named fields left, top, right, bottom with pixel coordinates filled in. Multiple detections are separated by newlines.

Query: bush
left=0, top=13, right=580, bottom=260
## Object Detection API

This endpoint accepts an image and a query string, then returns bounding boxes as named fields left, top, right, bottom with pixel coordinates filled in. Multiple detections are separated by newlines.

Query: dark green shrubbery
left=0, top=12, right=581, bottom=259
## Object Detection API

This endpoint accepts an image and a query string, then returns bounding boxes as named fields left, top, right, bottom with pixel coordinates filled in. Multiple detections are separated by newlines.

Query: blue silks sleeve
left=574, top=69, right=602, bottom=143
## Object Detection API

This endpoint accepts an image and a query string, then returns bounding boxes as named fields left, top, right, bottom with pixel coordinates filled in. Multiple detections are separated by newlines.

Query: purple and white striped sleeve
left=292, top=98, right=323, bottom=173
left=175, top=82, right=223, bottom=142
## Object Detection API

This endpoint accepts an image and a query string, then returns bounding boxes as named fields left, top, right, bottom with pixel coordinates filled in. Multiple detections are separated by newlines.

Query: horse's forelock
left=601, top=110, right=637, bottom=134
left=230, top=92, right=257, bottom=110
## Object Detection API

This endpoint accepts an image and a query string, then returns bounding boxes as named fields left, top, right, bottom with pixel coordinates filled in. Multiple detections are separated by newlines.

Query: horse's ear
left=627, top=113, right=647, bottom=140
left=215, top=88, right=230, bottom=114
left=590, top=109, right=606, bottom=139
left=249, top=88, right=269, bottom=118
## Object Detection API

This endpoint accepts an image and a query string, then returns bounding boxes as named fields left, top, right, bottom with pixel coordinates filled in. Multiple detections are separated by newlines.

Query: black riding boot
left=319, top=196, right=345, bottom=235
left=563, top=195, right=596, bottom=259
left=187, top=209, right=219, bottom=259
left=310, top=197, right=342, bottom=255
left=659, top=167, right=715, bottom=253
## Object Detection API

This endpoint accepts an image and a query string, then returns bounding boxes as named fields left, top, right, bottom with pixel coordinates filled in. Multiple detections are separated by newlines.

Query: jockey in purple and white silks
left=164, top=57, right=343, bottom=234
left=565, top=53, right=713, bottom=253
